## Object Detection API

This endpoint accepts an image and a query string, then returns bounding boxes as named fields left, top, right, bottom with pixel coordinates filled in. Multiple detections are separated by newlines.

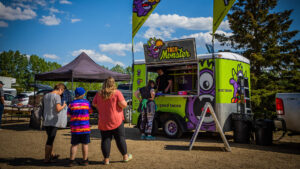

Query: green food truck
left=132, top=38, right=251, bottom=138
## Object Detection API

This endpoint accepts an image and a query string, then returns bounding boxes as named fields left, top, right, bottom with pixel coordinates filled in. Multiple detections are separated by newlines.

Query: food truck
left=131, top=38, right=251, bottom=138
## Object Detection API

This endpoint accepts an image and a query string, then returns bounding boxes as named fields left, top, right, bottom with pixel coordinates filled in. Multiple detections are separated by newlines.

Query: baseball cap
left=0, top=81, right=4, bottom=85
left=75, top=87, right=85, bottom=97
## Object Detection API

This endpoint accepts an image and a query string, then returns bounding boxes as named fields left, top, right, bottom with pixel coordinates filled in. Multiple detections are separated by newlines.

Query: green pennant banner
left=213, top=0, right=236, bottom=34
left=132, top=0, right=160, bottom=38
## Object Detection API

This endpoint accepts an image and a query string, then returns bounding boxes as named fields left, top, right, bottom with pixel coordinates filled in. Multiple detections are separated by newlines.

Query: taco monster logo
left=147, top=38, right=164, bottom=58
left=133, top=0, right=160, bottom=17
left=186, top=60, right=216, bottom=131
left=230, top=64, right=247, bottom=103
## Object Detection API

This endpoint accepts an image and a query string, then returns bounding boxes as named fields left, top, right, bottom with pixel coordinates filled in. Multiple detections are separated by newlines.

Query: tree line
left=0, top=50, right=132, bottom=93
left=215, top=0, right=299, bottom=117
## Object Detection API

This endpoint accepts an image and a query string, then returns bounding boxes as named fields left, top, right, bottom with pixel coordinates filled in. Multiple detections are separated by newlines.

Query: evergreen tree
left=215, top=0, right=300, bottom=116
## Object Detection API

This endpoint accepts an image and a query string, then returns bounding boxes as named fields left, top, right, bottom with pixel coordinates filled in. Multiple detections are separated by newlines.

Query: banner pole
left=212, top=34, right=216, bottom=110
left=129, top=38, right=135, bottom=126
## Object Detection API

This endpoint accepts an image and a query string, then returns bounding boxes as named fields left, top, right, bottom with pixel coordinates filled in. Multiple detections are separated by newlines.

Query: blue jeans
left=0, top=104, right=4, bottom=128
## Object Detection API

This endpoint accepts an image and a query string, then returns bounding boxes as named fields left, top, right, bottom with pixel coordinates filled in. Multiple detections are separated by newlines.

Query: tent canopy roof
left=35, top=52, right=130, bottom=82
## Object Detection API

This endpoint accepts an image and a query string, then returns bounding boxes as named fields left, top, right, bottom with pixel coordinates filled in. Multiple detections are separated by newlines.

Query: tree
left=111, top=64, right=125, bottom=73
left=215, top=0, right=300, bottom=116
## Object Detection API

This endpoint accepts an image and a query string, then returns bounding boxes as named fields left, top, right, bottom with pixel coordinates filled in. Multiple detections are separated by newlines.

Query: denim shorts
left=71, top=134, right=90, bottom=145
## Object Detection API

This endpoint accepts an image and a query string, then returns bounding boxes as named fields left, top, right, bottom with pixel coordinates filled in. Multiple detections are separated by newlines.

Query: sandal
left=123, top=154, right=133, bottom=162
left=102, top=160, right=109, bottom=165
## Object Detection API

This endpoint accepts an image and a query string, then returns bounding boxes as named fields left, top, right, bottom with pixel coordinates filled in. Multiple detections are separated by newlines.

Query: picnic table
left=4, top=105, right=34, bottom=120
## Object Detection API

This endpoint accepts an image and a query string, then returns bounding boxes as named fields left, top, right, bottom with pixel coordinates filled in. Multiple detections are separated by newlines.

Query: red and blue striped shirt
left=67, top=99, right=93, bottom=134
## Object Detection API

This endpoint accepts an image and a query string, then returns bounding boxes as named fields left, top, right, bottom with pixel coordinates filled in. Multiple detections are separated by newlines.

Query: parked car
left=86, top=90, right=97, bottom=104
left=3, top=88, right=17, bottom=97
left=11, top=91, right=35, bottom=106
left=86, top=86, right=132, bottom=123
left=36, top=89, right=53, bottom=96
left=4, top=93, right=14, bottom=106
left=275, top=93, right=300, bottom=134
left=117, top=83, right=132, bottom=123
left=117, top=83, right=132, bottom=102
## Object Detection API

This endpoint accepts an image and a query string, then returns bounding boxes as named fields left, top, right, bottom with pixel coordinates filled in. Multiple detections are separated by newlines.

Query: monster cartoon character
left=186, top=60, right=216, bottom=131
left=137, top=79, right=143, bottom=85
left=137, top=69, right=141, bottom=76
left=133, top=0, right=160, bottom=17
left=147, top=38, right=164, bottom=59
left=230, top=64, right=247, bottom=103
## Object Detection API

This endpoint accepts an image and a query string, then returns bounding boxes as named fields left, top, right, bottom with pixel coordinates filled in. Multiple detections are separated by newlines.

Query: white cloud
left=39, top=15, right=61, bottom=26
left=60, top=0, right=72, bottom=5
left=134, top=41, right=144, bottom=52
left=35, top=0, right=47, bottom=7
left=44, top=54, right=59, bottom=59
left=0, top=2, right=37, bottom=21
left=49, top=7, right=60, bottom=13
left=71, top=18, right=81, bottom=23
left=72, top=49, right=124, bottom=66
left=141, top=13, right=230, bottom=39
left=98, top=42, right=144, bottom=56
left=105, top=24, right=110, bottom=27
left=0, top=21, right=8, bottom=27
left=99, top=43, right=131, bottom=56
left=145, top=13, right=229, bottom=31
left=144, top=27, right=175, bottom=39
left=179, top=30, right=233, bottom=51
left=26, top=54, right=31, bottom=60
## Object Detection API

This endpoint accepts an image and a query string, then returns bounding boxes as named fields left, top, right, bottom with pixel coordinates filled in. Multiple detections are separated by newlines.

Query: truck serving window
left=147, top=63, right=198, bottom=95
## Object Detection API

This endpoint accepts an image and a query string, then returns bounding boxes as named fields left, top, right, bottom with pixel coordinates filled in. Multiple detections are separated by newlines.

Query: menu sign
left=143, top=38, right=197, bottom=64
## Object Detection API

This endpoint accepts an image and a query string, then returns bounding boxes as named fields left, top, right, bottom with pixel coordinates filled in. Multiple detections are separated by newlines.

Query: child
left=67, top=87, right=93, bottom=167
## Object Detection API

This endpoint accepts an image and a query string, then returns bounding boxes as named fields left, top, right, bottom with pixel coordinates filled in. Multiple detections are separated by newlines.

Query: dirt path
left=0, top=120, right=300, bottom=169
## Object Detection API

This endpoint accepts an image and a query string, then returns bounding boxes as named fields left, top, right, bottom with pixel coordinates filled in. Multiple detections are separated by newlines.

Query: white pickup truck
left=275, top=93, right=300, bottom=134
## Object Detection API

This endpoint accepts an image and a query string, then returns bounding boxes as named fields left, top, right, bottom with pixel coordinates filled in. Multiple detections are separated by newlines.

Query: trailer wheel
left=163, top=117, right=183, bottom=138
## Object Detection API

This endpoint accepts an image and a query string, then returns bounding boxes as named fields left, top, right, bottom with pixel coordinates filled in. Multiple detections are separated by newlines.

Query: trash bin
left=255, top=119, right=274, bottom=146
left=232, top=113, right=253, bottom=144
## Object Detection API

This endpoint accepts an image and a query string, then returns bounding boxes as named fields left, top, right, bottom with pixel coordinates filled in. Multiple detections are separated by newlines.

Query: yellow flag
left=132, top=0, right=160, bottom=38
left=213, top=0, right=236, bottom=34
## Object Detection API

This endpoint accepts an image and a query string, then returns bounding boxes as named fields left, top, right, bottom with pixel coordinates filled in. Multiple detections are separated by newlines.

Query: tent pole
left=34, top=78, right=36, bottom=107
left=71, top=76, right=74, bottom=99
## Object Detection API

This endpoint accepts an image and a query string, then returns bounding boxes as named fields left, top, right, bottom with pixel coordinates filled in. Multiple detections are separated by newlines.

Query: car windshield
left=117, top=84, right=131, bottom=90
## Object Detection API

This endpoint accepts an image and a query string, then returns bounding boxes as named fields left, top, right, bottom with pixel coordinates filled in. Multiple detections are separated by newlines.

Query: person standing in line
left=134, top=80, right=156, bottom=140
left=57, top=85, right=72, bottom=128
left=66, top=87, right=93, bottom=167
left=156, top=68, right=172, bottom=94
left=0, top=81, right=4, bottom=130
left=92, top=77, right=132, bottom=165
left=43, top=83, right=67, bottom=163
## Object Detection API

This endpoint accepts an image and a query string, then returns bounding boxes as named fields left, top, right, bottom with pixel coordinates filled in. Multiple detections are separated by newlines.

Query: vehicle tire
left=163, top=117, right=183, bottom=138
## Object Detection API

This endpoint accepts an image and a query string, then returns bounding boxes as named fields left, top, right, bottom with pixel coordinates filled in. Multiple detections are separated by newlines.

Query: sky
left=0, top=0, right=299, bottom=68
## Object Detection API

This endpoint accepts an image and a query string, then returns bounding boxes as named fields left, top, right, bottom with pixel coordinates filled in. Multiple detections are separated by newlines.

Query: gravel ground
left=0, top=119, right=300, bottom=169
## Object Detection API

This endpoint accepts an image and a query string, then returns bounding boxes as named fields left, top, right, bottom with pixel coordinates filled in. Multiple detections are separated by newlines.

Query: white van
left=3, top=88, right=17, bottom=97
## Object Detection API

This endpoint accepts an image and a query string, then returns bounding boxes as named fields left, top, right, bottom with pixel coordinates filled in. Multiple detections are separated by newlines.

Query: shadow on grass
left=229, top=141, right=300, bottom=155
left=0, top=158, right=67, bottom=167
left=0, top=158, right=126, bottom=167
left=164, top=145, right=227, bottom=152
left=1, top=123, right=31, bottom=131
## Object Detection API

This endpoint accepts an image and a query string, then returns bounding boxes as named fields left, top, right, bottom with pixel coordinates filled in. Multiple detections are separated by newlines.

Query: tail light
left=276, top=98, right=285, bottom=115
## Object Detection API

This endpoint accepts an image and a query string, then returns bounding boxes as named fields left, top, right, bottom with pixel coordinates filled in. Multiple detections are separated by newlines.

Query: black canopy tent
left=35, top=52, right=130, bottom=82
